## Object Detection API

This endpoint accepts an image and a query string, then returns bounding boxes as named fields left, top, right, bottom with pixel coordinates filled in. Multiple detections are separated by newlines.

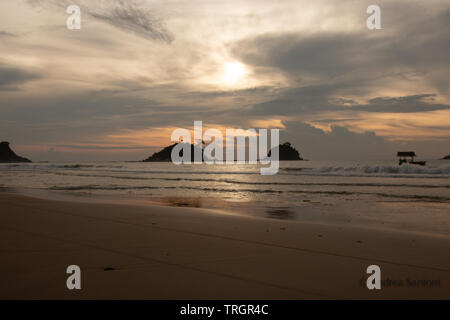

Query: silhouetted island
left=145, top=141, right=303, bottom=162
left=143, top=143, right=204, bottom=162
left=268, top=142, right=303, bottom=160
left=0, top=141, right=31, bottom=163
left=442, top=155, right=450, bottom=160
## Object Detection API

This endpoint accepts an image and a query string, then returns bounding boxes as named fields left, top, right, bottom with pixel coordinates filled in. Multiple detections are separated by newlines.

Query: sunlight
left=222, top=61, right=247, bottom=85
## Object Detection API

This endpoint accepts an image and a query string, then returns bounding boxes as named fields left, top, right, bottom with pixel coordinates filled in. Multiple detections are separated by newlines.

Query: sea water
left=1, top=160, right=449, bottom=236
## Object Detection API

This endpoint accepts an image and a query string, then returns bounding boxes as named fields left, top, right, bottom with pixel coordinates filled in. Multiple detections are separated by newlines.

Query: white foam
left=286, top=164, right=450, bottom=178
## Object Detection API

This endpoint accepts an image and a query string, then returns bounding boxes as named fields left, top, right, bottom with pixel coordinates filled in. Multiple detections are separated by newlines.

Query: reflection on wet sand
left=152, top=197, right=203, bottom=208
left=266, top=208, right=295, bottom=220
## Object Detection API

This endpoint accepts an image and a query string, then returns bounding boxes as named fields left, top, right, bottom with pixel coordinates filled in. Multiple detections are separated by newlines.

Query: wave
left=3, top=162, right=450, bottom=178
left=47, top=184, right=450, bottom=201
left=47, top=172, right=450, bottom=189
left=281, top=164, right=450, bottom=177
left=49, top=185, right=161, bottom=191
left=0, top=163, right=125, bottom=170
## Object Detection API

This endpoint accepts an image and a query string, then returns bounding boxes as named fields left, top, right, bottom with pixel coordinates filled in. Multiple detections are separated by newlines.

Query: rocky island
left=144, top=141, right=303, bottom=162
left=143, top=143, right=204, bottom=162
left=268, top=142, right=303, bottom=161
left=0, top=141, right=31, bottom=163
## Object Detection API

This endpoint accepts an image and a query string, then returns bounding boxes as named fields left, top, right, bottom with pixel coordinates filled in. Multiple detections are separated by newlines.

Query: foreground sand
left=0, top=193, right=449, bottom=299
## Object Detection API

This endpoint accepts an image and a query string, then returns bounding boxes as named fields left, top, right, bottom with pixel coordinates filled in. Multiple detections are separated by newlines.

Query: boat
left=397, top=152, right=426, bottom=166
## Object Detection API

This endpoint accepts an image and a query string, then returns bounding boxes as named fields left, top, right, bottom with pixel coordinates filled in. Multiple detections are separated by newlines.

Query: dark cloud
left=0, top=87, right=215, bottom=146
left=280, top=121, right=397, bottom=161
left=232, top=8, right=450, bottom=81
left=247, top=82, right=450, bottom=117
left=230, top=5, right=449, bottom=119
left=0, top=31, right=17, bottom=38
left=352, top=94, right=450, bottom=113
left=280, top=120, right=450, bottom=161
left=231, top=5, right=450, bottom=109
left=0, top=64, right=42, bottom=91
left=233, top=32, right=375, bottom=78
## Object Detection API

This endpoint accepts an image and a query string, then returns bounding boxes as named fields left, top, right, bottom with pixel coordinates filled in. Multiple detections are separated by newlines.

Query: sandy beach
left=0, top=192, right=449, bottom=299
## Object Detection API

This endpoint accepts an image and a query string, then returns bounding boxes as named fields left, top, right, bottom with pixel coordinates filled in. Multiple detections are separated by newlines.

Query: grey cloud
left=0, top=31, right=17, bottom=38
left=231, top=5, right=450, bottom=105
left=246, top=84, right=346, bottom=116
left=248, top=84, right=450, bottom=117
left=280, top=120, right=398, bottom=161
left=26, top=0, right=173, bottom=43
left=352, top=94, right=450, bottom=113
left=0, top=87, right=217, bottom=146
left=54, top=144, right=152, bottom=150
left=0, top=64, right=42, bottom=90
left=233, top=32, right=373, bottom=78
left=232, top=8, right=450, bottom=81
left=280, top=120, right=450, bottom=161
left=228, top=15, right=445, bottom=117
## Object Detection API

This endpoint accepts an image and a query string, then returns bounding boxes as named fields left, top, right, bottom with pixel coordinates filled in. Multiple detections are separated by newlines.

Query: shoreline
left=2, top=186, right=450, bottom=239
left=0, top=192, right=449, bottom=299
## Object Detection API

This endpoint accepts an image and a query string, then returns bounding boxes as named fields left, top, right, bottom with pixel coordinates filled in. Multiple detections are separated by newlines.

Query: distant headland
left=0, top=141, right=32, bottom=163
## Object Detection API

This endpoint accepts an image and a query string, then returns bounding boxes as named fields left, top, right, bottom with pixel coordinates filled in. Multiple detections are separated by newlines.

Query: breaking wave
left=47, top=184, right=450, bottom=201
left=282, top=164, right=450, bottom=177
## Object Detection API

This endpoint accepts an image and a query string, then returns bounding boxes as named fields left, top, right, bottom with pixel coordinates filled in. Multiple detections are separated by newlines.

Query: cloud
left=0, top=31, right=17, bottom=38
left=0, top=64, right=42, bottom=90
left=351, top=94, right=450, bottom=113
left=280, top=120, right=450, bottom=161
left=1, top=0, right=448, bottom=161
left=233, top=32, right=375, bottom=78
left=231, top=5, right=450, bottom=101
left=280, top=120, right=398, bottom=160
left=232, top=6, right=450, bottom=78
left=247, top=84, right=450, bottom=117
left=26, top=0, right=173, bottom=43
left=90, top=0, right=173, bottom=43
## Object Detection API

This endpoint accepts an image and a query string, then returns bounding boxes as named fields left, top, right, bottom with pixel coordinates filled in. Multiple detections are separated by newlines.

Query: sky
left=0, top=0, right=449, bottom=161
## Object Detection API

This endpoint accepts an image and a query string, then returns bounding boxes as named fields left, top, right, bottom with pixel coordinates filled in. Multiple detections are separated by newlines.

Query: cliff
left=268, top=142, right=303, bottom=161
left=0, top=141, right=32, bottom=163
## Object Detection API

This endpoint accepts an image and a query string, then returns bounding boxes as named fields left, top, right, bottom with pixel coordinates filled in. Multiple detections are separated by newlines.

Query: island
left=442, top=155, right=450, bottom=160
left=268, top=142, right=303, bottom=160
left=144, top=141, right=303, bottom=162
left=143, top=143, right=203, bottom=162
left=0, top=141, right=32, bottom=163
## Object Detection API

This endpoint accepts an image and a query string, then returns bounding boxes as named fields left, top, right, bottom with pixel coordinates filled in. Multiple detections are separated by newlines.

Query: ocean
left=1, top=160, right=449, bottom=236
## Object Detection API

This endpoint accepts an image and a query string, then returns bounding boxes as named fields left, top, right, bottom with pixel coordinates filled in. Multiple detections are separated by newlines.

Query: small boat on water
left=397, top=152, right=426, bottom=166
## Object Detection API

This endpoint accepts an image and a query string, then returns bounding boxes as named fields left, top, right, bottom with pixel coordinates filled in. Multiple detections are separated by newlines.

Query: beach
left=2, top=0, right=450, bottom=305
left=1, top=192, right=449, bottom=299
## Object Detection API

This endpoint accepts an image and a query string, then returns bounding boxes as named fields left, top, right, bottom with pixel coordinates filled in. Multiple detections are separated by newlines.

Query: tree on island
left=268, top=142, right=303, bottom=161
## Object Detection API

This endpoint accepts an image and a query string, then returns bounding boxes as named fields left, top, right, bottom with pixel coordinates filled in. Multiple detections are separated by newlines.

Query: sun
left=222, top=61, right=247, bottom=85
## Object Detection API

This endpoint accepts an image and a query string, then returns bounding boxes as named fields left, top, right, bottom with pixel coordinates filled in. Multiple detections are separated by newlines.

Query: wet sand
left=0, top=193, right=449, bottom=299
